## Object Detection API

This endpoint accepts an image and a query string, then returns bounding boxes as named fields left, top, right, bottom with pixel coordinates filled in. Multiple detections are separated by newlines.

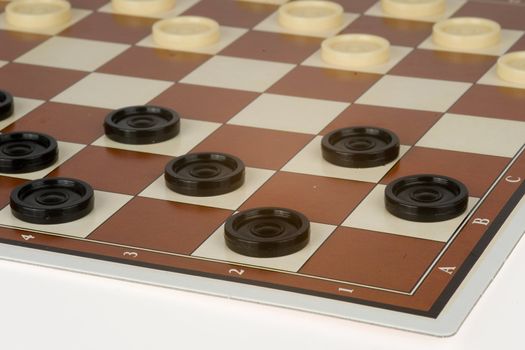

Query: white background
left=0, top=233, right=523, bottom=350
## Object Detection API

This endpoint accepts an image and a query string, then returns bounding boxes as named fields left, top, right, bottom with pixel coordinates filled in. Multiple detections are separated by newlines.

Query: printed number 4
left=21, top=234, right=34, bottom=241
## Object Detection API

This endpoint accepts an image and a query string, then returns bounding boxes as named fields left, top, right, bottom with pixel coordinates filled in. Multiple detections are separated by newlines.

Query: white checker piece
left=52, top=72, right=173, bottom=109
left=180, top=56, right=295, bottom=93
left=92, top=118, right=221, bottom=156
left=254, top=12, right=359, bottom=39
left=15, top=37, right=130, bottom=72
left=137, top=26, right=248, bottom=55
left=228, top=93, right=349, bottom=134
left=98, top=0, right=201, bottom=19
left=140, top=167, right=275, bottom=210
left=193, top=222, right=336, bottom=272
left=417, top=113, right=525, bottom=158
left=0, top=8, right=91, bottom=35
left=366, top=0, right=466, bottom=23
left=356, top=75, right=471, bottom=112
left=342, top=185, right=479, bottom=242
left=302, top=45, right=413, bottom=74
left=4, top=141, right=85, bottom=181
left=419, top=29, right=524, bottom=56
left=0, top=191, right=133, bottom=239
left=283, top=136, right=411, bottom=183
left=0, top=97, right=44, bottom=130
left=478, top=64, right=525, bottom=90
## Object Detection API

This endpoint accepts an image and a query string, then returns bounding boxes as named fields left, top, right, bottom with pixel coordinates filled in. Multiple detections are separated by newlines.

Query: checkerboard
left=1, top=0, right=525, bottom=336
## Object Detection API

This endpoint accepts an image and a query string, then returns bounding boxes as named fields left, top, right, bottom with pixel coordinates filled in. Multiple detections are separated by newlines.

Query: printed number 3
left=123, top=251, right=138, bottom=258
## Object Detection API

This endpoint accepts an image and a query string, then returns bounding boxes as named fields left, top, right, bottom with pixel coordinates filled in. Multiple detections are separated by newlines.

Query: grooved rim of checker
left=497, top=51, right=525, bottom=84
left=432, top=17, right=501, bottom=50
left=321, top=34, right=390, bottom=68
left=0, top=132, right=59, bottom=174
left=5, top=0, right=71, bottom=30
left=10, top=177, right=94, bottom=224
left=381, top=0, right=446, bottom=18
left=278, top=0, right=344, bottom=32
left=0, top=89, right=14, bottom=121
left=112, top=0, right=176, bottom=15
left=224, top=207, right=311, bottom=258
left=153, top=16, right=221, bottom=50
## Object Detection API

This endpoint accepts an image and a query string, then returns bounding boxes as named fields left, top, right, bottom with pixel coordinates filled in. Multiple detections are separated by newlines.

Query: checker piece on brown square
left=10, top=177, right=94, bottom=224
left=385, top=174, right=469, bottom=222
left=322, top=126, right=400, bottom=168
left=0, top=131, right=58, bottom=174
left=104, top=105, right=180, bottom=145
left=224, top=207, right=310, bottom=258
left=165, top=152, right=245, bottom=197
left=0, top=89, right=13, bottom=121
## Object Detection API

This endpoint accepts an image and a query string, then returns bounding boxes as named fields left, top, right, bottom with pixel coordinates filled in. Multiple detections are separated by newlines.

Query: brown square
left=321, top=104, right=441, bottom=145
left=0, top=30, right=49, bottom=61
left=98, top=46, right=211, bottom=82
left=300, top=227, right=444, bottom=292
left=181, top=0, right=277, bottom=28
left=220, top=31, right=322, bottom=64
left=0, top=1, right=7, bottom=12
left=240, top=172, right=374, bottom=225
left=60, top=12, right=156, bottom=44
left=3, top=102, right=108, bottom=144
left=0, top=176, right=25, bottom=208
left=510, top=35, right=525, bottom=51
left=450, top=84, right=525, bottom=122
left=191, top=124, right=313, bottom=170
left=89, top=197, right=232, bottom=255
left=390, top=49, right=496, bottom=83
left=453, top=1, right=525, bottom=30
left=0, top=63, right=87, bottom=100
left=150, top=83, right=259, bottom=123
left=334, top=0, right=377, bottom=13
left=48, top=146, right=171, bottom=195
left=268, top=65, right=381, bottom=102
left=381, top=146, right=510, bottom=197
left=69, top=0, right=108, bottom=9
left=341, top=15, right=433, bottom=47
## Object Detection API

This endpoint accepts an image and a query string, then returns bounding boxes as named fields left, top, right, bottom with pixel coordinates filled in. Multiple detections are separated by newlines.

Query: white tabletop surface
left=0, top=230, right=524, bottom=350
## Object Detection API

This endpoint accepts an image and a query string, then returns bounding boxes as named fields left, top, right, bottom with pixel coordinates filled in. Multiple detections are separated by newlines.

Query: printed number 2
left=123, top=251, right=138, bottom=258
left=228, top=268, right=245, bottom=276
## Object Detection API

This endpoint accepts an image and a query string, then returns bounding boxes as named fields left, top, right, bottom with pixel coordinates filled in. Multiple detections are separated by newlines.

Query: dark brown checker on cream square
left=0, top=0, right=524, bottom=337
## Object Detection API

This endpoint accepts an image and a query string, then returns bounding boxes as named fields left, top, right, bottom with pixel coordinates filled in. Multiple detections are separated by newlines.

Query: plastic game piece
left=278, top=0, right=344, bottom=32
left=224, top=207, right=310, bottom=258
left=112, top=0, right=176, bottom=16
left=381, top=0, right=445, bottom=18
left=432, top=17, right=501, bottom=50
left=321, top=34, right=391, bottom=68
left=0, top=132, right=58, bottom=174
left=497, top=51, right=525, bottom=84
left=104, top=105, right=180, bottom=145
left=5, top=0, right=72, bottom=30
left=153, top=16, right=220, bottom=50
left=10, top=177, right=94, bottom=224
left=385, top=174, right=469, bottom=222
left=322, top=126, right=400, bottom=168
left=0, top=89, right=14, bottom=121
left=164, top=152, right=245, bottom=197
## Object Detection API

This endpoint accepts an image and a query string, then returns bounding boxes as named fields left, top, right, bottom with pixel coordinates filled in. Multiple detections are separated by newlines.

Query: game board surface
left=1, top=0, right=525, bottom=336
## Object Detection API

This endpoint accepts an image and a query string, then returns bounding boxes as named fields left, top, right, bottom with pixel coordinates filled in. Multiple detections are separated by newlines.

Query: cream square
left=356, top=75, right=471, bottom=112
left=15, top=37, right=130, bottom=72
left=98, top=0, right=201, bottom=19
left=418, top=29, right=524, bottom=56
left=52, top=73, right=173, bottom=109
left=477, top=64, right=525, bottom=90
left=342, top=185, right=479, bottom=242
left=0, top=60, right=7, bottom=68
left=228, top=93, right=349, bottom=134
left=3, top=141, right=85, bottom=181
left=0, top=9, right=91, bottom=35
left=365, top=0, right=466, bottom=23
left=192, top=222, right=336, bottom=272
left=0, top=190, right=132, bottom=238
left=416, top=113, right=525, bottom=158
left=0, top=97, right=44, bottom=130
left=180, top=56, right=295, bottom=93
left=91, top=118, right=220, bottom=156
left=254, top=12, right=359, bottom=38
left=301, top=45, right=413, bottom=74
left=282, top=136, right=410, bottom=183
left=136, top=26, right=248, bottom=55
left=140, top=167, right=275, bottom=210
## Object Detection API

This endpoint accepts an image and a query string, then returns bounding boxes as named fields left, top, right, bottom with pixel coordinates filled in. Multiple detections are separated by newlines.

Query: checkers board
left=1, top=0, right=525, bottom=337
